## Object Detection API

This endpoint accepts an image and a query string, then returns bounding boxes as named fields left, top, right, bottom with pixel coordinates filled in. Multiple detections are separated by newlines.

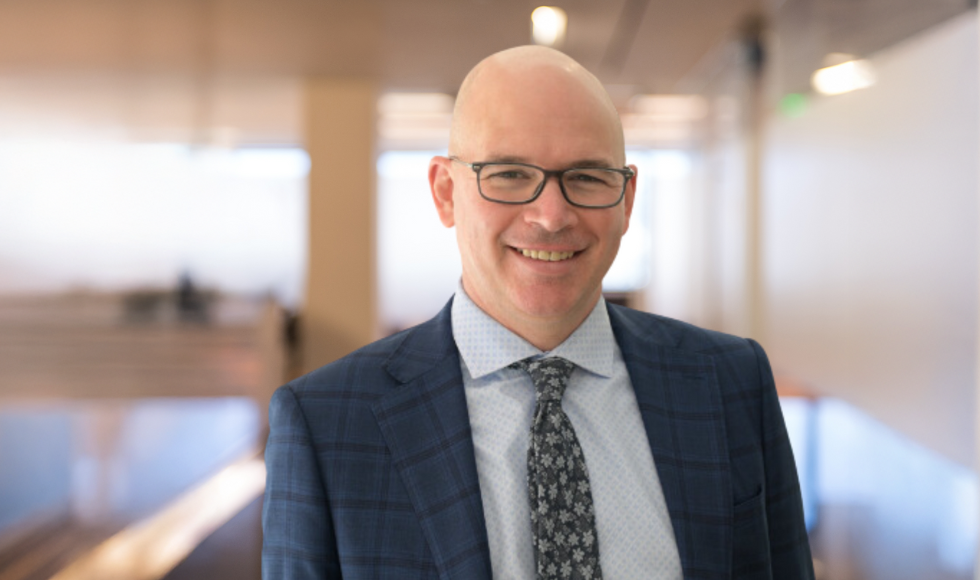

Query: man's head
left=429, top=46, right=636, bottom=349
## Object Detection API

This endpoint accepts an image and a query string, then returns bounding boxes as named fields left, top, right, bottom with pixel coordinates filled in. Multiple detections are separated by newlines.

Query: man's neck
left=510, top=314, right=592, bottom=352
left=460, top=282, right=600, bottom=352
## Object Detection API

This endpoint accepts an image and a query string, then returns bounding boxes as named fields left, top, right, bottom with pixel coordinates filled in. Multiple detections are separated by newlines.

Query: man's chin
left=511, top=288, right=597, bottom=322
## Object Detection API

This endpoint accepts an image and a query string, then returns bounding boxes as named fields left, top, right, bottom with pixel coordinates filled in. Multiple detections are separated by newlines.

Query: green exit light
left=780, top=93, right=807, bottom=118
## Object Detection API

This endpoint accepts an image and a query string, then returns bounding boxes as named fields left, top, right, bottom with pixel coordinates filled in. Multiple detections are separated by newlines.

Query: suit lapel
left=371, top=301, right=492, bottom=580
left=608, top=305, right=732, bottom=579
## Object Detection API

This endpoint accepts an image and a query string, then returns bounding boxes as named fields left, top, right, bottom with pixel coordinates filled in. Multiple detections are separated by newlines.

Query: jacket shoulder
left=280, top=298, right=458, bottom=401
left=608, top=303, right=754, bottom=356
left=281, top=326, right=415, bottom=401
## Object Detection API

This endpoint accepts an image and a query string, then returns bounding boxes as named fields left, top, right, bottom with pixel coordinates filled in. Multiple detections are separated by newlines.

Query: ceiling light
left=531, top=6, right=567, bottom=47
left=811, top=59, right=876, bottom=96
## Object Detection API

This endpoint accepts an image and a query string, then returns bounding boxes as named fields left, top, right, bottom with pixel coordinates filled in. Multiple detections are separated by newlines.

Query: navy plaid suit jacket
left=262, top=299, right=814, bottom=580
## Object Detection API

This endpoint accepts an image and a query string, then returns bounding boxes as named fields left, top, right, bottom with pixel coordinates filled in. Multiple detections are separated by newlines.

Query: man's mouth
left=516, top=248, right=577, bottom=262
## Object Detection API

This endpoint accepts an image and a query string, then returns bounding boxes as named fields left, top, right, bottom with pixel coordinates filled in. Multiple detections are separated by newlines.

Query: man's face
left=432, top=65, right=635, bottom=336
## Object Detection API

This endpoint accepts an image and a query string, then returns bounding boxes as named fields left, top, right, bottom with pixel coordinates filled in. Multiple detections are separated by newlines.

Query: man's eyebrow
left=481, top=155, right=530, bottom=164
left=480, top=155, right=619, bottom=168
left=568, top=158, right=619, bottom=168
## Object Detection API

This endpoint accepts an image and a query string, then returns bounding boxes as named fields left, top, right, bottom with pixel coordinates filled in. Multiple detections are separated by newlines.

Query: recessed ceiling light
left=812, top=59, right=876, bottom=96
left=531, top=6, right=567, bottom=47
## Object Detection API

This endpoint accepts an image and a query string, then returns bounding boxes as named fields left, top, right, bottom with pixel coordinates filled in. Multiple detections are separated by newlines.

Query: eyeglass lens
left=477, top=164, right=625, bottom=206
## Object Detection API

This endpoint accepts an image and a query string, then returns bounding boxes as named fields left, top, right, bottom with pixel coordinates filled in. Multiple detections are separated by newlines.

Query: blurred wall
left=763, top=12, right=978, bottom=468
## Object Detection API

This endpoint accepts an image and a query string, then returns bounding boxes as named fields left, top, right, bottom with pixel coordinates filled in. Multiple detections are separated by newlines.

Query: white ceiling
left=0, top=0, right=969, bottom=145
left=0, top=0, right=768, bottom=90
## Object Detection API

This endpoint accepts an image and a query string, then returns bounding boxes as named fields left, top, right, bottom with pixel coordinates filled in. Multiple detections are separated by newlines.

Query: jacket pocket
left=732, top=489, right=773, bottom=580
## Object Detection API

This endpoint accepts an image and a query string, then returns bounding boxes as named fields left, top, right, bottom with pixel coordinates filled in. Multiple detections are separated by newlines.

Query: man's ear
left=621, top=163, right=638, bottom=235
left=429, top=156, right=456, bottom=228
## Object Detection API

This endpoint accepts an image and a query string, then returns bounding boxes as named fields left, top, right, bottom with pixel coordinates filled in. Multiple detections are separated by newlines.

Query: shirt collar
left=451, top=281, right=616, bottom=380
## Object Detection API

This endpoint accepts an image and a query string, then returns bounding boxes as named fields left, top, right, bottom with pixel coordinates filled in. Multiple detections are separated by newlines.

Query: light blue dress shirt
left=451, top=285, right=683, bottom=579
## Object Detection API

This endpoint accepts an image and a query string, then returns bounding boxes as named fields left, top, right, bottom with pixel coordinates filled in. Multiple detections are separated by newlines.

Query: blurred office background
left=0, top=0, right=977, bottom=579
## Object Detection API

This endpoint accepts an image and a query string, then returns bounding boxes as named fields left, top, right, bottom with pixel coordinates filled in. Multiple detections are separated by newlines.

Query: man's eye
left=568, top=171, right=612, bottom=186
left=485, top=169, right=532, bottom=180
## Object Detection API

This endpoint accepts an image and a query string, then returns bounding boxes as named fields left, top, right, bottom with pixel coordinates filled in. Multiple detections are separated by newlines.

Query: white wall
left=0, top=142, right=308, bottom=307
left=764, top=13, right=978, bottom=468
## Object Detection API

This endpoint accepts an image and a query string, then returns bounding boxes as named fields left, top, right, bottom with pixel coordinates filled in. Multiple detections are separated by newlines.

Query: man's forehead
left=458, top=88, right=624, bottom=166
left=465, top=60, right=601, bottom=112
left=458, top=46, right=582, bottom=98
left=450, top=47, right=624, bottom=160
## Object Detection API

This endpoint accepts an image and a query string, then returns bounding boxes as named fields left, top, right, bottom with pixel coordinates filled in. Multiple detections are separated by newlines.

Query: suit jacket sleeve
left=263, top=384, right=341, bottom=579
left=749, top=338, right=814, bottom=579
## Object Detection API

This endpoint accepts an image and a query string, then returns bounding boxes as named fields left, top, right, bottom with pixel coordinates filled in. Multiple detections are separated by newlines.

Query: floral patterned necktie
left=511, top=357, right=603, bottom=580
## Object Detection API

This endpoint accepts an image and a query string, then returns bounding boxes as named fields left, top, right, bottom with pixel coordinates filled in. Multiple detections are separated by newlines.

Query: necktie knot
left=511, top=357, right=577, bottom=403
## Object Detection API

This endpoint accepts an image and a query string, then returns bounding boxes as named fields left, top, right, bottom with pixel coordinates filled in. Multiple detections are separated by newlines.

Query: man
left=263, top=46, right=814, bottom=579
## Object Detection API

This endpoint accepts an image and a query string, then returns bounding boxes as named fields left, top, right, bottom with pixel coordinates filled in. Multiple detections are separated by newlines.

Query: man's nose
left=523, top=176, right=578, bottom=232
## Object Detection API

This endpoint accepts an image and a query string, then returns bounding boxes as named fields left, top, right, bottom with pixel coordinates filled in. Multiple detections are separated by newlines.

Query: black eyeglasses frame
left=449, top=157, right=634, bottom=209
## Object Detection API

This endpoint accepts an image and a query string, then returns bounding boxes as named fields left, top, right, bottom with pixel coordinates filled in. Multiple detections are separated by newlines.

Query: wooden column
left=302, top=79, right=378, bottom=373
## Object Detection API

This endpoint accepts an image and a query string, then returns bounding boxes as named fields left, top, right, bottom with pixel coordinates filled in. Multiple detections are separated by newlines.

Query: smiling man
left=263, top=46, right=815, bottom=580
left=431, top=47, right=632, bottom=354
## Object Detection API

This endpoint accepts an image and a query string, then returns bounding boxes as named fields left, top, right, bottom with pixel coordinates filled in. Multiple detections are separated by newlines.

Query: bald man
left=263, top=47, right=814, bottom=580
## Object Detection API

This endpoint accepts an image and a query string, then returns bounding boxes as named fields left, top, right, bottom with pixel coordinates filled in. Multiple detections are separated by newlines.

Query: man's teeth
left=520, top=249, right=576, bottom=262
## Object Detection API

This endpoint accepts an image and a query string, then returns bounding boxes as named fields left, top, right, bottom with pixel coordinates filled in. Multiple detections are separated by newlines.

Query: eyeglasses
left=450, top=157, right=634, bottom=209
